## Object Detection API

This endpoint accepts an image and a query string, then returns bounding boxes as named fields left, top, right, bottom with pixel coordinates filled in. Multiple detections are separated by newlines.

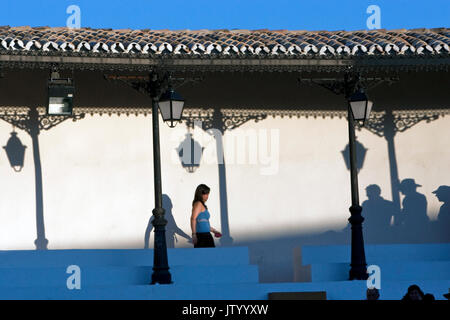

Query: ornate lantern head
left=159, top=86, right=185, bottom=128
left=348, top=89, right=373, bottom=126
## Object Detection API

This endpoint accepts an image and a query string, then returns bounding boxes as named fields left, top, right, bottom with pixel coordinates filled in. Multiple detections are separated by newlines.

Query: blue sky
left=1, top=0, right=448, bottom=31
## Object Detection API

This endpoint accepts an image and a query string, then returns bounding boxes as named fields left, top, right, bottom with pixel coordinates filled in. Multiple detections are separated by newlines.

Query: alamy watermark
left=170, top=121, right=280, bottom=175
left=66, top=5, right=81, bottom=29
left=66, top=265, right=81, bottom=290
left=366, top=265, right=381, bottom=289
left=366, top=5, right=381, bottom=30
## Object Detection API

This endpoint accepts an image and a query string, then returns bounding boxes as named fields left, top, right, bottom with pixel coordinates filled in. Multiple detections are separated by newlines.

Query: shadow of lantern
left=341, top=138, right=368, bottom=173
left=3, top=131, right=27, bottom=172
left=176, top=133, right=204, bottom=173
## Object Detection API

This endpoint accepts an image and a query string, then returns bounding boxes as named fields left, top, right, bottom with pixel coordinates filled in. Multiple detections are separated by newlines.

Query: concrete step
left=0, top=247, right=250, bottom=267
left=1, top=279, right=449, bottom=300
left=0, top=264, right=259, bottom=287
left=301, top=243, right=450, bottom=265
left=310, top=261, right=450, bottom=282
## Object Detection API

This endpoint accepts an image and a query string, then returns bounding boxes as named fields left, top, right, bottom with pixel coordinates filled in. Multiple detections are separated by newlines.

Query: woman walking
left=190, top=184, right=221, bottom=248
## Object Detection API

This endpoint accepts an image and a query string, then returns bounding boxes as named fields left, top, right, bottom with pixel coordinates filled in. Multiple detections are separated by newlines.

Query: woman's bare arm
left=190, top=202, right=202, bottom=240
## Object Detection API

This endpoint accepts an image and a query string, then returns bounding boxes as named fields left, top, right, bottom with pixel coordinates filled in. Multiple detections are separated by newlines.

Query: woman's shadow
left=144, top=194, right=192, bottom=249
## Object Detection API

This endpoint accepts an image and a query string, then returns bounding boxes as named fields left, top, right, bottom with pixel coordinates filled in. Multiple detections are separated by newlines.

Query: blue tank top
left=196, top=209, right=211, bottom=233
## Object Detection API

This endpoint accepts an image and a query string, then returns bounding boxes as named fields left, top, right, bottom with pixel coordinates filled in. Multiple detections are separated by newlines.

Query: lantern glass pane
left=171, top=100, right=185, bottom=120
left=48, top=96, right=72, bottom=115
left=158, top=100, right=172, bottom=121
left=350, top=100, right=367, bottom=121
left=48, top=81, right=74, bottom=115
left=365, top=101, right=373, bottom=120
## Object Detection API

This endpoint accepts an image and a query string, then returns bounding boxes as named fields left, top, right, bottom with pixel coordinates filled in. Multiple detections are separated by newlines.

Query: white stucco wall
left=0, top=69, right=448, bottom=281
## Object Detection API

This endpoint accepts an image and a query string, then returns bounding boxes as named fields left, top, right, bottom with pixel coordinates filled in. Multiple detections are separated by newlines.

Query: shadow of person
left=399, top=178, right=430, bottom=239
left=144, top=194, right=192, bottom=249
left=431, top=185, right=450, bottom=242
left=361, top=184, right=398, bottom=242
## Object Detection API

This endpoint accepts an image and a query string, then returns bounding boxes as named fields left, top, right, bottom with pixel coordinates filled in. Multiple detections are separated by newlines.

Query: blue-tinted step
left=310, top=261, right=450, bottom=282
left=0, top=247, right=250, bottom=267
left=0, top=264, right=259, bottom=287
left=301, top=243, right=450, bottom=265
left=1, top=279, right=449, bottom=300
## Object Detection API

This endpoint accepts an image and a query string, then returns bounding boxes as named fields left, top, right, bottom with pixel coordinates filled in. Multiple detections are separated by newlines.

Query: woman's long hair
left=192, top=184, right=210, bottom=209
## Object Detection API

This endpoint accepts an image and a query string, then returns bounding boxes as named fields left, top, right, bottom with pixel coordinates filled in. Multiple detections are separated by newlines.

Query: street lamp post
left=102, top=72, right=185, bottom=284
left=149, top=72, right=185, bottom=284
left=345, top=80, right=372, bottom=281
left=150, top=91, right=172, bottom=284
left=299, top=72, right=376, bottom=280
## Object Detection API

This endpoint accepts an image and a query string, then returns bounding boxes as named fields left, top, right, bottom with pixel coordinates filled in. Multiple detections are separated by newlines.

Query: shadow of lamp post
left=0, top=71, right=84, bottom=250
left=176, top=133, right=204, bottom=173
left=360, top=108, right=446, bottom=227
left=341, top=139, right=368, bottom=174
left=345, top=77, right=372, bottom=281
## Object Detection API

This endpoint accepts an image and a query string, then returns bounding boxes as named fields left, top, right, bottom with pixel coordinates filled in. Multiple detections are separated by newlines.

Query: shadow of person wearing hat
left=431, top=185, right=450, bottom=242
left=433, top=185, right=450, bottom=224
left=399, top=179, right=429, bottom=237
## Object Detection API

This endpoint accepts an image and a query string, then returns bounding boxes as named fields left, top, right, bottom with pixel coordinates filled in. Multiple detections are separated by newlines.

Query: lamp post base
left=150, top=207, right=172, bottom=285
left=349, top=267, right=369, bottom=281
left=348, top=205, right=368, bottom=280
left=151, top=269, right=172, bottom=285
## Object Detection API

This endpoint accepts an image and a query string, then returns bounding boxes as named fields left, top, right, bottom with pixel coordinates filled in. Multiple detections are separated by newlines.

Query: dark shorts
left=194, top=232, right=215, bottom=248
